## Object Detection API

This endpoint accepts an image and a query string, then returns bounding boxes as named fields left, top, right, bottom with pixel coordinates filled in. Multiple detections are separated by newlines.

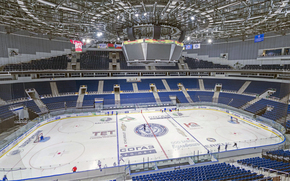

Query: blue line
left=165, top=112, right=209, bottom=152
left=115, top=113, right=120, bottom=165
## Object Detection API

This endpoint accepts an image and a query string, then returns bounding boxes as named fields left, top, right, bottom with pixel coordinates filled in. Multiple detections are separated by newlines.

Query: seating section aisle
left=187, top=91, right=214, bottom=102
left=203, top=79, right=245, bottom=91
left=24, top=101, right=41, bottom=113
left=184, top=57, right=232, bottom=69
left=42, top=96, right=78, bottom=110
left=158, top=92, right=189, bottom=103
left=75, top=80, right=99, bottom=92
left=103, top=80, right=133, bottom=92
left=132, top=163, right=264, bottom=181
left=166, top=79, right=199, bottom=90
left=3, top=55, right=69, bottom=71
left=137, top=79, right=165, bottom=90
left=120, top=93, right=155, bottom=104
left=80, top=51, right=110, bottom=70
left=83, top=94, right=115, bottom=107
left=238, top=157, right=290, bottom=173
left=219, top=93, right=254, bottom=108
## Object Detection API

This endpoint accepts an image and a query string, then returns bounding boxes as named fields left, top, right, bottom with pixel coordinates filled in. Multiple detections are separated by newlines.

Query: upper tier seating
left=3, top=55, right=69, bottom=71
left=132, top=163, right=264, bottom=181
left=80, top=51, right=110, bottom=70
left=238, top=157, right=290, bottom=173
left=184, top=57, right=232, bottom=69
left=203, top=79, right=245, bottom=91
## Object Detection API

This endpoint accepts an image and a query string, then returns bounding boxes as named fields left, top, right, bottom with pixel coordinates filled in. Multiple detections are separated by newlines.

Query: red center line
left=141, top=112, right=168, bottom=159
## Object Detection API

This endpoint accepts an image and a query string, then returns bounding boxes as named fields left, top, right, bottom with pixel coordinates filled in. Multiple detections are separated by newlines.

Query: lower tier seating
left=132, top=163, right=264, bottom=181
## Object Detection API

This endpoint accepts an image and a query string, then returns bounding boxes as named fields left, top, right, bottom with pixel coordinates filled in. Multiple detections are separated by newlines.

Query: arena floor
left=0, top=107, right=284, bottom=180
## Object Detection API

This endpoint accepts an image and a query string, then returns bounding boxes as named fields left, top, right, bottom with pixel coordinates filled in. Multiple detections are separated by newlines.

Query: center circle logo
left=134, top=123, right=168, bottom=137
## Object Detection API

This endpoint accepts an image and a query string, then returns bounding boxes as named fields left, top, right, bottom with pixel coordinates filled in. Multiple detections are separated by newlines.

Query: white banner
left=193, top=44, right=200, bottom=49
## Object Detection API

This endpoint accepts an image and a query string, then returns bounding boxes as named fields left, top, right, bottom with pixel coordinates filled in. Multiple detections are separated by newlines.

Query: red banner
left=70, top=40, right=85, bottom=52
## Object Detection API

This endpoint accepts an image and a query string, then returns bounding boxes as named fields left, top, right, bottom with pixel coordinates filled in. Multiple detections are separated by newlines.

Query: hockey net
left=34, top=133, right=43, bottom=143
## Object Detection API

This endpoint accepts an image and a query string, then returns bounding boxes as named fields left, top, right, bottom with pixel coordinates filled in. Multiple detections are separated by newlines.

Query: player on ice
left=233, top=142, right=238, bottom=148
left=143, top=124, right=146, bottom=131
left=98, top=160, right=102, bottom=171
left=72, top=166, right=77, bottom=172
left=2, top=175, right=8, bottom=181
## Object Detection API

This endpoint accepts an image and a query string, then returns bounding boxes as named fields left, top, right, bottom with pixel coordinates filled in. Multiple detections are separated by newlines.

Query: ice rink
left=0, top=107, right=284, bottom=180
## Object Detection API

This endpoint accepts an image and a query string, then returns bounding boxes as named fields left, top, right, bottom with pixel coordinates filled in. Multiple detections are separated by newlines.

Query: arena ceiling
left=1, top=0, right=290, bottom=43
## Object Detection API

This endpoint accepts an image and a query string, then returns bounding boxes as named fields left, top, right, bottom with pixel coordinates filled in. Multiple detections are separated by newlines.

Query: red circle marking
left=58, top=152, right=61, bottom=155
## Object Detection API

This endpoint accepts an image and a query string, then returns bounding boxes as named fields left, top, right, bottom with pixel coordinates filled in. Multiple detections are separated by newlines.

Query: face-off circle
left=134, top=123, right=168, bottom=138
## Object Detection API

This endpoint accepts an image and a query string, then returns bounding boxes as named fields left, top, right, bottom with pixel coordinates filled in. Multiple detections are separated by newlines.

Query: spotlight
left=82, top=39, right=85, bottom=42
left=117, top=37, right=120, bottom=41
left=191, top=16, right=195, bottom=20
left=117, top=15, right=120, bottom=19
left=187, top=37, right=190, bottom=41
left=135, top=14, right=139, bottom=17
left=208, top=39, right=212, bottom=43
left=97, top=32, right=103, bottom=37
left=144, top=12, right=147, bottom=16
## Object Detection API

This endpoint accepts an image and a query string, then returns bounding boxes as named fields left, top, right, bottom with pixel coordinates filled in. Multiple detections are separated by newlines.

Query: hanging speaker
left=153, top=25, right=161, bottom=40
left=178, top=31, right=186, bottom=42
left=127, top=27, right=136, bottom=41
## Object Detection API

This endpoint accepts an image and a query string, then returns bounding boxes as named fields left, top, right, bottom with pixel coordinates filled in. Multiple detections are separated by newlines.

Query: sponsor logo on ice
left=119, top=116, right=136, bottom=122
left=184, top=122, right=201, bottom=129
left=91, top=130, right=116, bottom=139
left=134, top=123, right=168, bottom=137
left=120, top=145, right=156, bottom=157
